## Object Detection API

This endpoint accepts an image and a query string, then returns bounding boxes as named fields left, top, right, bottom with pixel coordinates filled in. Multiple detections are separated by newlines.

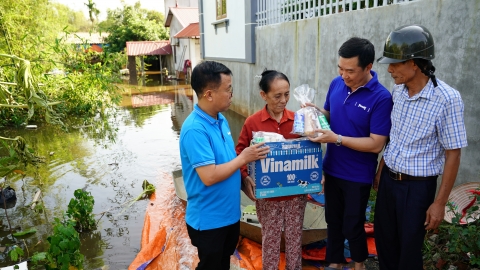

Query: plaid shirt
left=384, top=79, right=468, bottom=176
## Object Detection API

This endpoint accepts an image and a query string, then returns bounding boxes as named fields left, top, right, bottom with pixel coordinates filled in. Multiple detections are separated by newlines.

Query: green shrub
left=423, top=190, right=480, bottom=269
left=33, top=218, right=84, bottom=270
left=66, top=189, right=97, bottom=232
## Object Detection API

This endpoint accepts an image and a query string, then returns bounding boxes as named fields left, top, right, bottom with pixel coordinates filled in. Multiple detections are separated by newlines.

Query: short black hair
left=338, top=37, right=375, bottom=69
left=191, top=61, right=232, bottom=97
left=258, top=69, right=290, bottom=93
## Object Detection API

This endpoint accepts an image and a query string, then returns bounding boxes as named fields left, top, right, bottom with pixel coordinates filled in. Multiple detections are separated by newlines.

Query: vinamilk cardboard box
left=248, top=140, right=322, bottom=199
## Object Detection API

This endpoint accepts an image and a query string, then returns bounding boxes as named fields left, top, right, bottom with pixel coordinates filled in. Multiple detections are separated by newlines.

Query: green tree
left=84, top=0, right=100, bottom=27
left=0, top=0, right=88, bottom=60
left=103, top=1, right=169, bottom=53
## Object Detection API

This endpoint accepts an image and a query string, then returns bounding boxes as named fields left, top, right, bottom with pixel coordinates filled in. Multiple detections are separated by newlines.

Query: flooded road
left=0, top=82, right=246, bottom=269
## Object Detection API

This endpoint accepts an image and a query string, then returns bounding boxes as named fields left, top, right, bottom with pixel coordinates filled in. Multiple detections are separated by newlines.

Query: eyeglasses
left=223, top=86, right=233, bottom=95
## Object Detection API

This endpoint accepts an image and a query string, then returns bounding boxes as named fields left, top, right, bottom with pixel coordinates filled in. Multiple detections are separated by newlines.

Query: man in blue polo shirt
left=179, top=61, right=270, bottom=270
left=309, top=37, right=393, bottom=270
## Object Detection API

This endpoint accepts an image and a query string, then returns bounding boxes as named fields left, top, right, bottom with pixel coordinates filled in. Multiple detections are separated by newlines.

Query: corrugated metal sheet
left=165, top=7, right=199, bottom=28
left=126, top=41, right=172, bottom=56
left=174, top=23, right=200, bottom=39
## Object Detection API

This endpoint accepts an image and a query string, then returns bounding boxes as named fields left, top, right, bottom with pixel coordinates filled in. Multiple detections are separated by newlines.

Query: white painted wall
left=202, top=1, right=246, bottom=59
left=189, top=39, right=201, bottom=67
left=169, top=17, right=188, bottom=71
left=165, top=5, right=201, bottom=73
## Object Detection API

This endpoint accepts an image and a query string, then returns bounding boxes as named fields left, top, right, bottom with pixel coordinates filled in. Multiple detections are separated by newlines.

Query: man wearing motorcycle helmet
left=374, top=24, right=468, bottom=270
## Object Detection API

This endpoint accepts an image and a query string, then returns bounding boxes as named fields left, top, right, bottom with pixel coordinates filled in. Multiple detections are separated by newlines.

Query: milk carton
left=248, top=140, right=322, bottom=199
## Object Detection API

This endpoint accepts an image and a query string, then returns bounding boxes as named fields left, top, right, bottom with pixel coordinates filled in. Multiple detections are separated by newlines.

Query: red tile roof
left=174, top=23, right=200, bottom=39
left=126, top=41, right=172, bottom=56
left=165, top=7, right=199, bottom=28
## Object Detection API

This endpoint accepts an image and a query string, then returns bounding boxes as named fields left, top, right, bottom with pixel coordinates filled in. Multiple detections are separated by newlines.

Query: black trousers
left=186, top=221, right=240, bottom=270
left=324, top=173, right=371, bottom=264
left=374, top=165, right=437, bottom=270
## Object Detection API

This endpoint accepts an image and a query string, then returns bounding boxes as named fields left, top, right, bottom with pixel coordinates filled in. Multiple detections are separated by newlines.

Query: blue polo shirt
left=323, top=70, right=393, bottom=183
left=179, top=104, right=241, bottom=230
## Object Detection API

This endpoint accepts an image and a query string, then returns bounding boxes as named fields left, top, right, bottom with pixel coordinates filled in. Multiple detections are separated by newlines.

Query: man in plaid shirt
left=374, top=24, right=468, bottom=270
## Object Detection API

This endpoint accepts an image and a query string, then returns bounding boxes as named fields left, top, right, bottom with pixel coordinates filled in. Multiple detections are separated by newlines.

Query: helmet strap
left=413, top=59, right=438, bottom=88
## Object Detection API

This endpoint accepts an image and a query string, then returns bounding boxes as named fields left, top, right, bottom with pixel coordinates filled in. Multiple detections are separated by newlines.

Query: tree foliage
left=102, top=2, right=169, bottom=53
left=85, top=0, right=100, bottom=25
left=0, top=0, right=90, bottom=60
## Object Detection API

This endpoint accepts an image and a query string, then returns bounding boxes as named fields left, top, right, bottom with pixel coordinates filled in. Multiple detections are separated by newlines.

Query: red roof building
left=174, top=23, right=200, bottom=39
left=126, top=41, right=172, bottom=56
left=163, top=6, right=201, bottom=79
left=165, top=7, right=199, bottom=28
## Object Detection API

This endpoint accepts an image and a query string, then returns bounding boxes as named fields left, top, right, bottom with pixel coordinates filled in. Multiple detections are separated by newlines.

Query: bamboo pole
left=0, top=82, right=45, bottom=86
left=30, top=190, right=42, bottom=210
left=0, top=101, right=62, bottom=108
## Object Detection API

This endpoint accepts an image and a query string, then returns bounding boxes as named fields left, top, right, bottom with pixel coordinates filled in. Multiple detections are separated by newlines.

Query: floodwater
left=0, top=80, right=247, bottom=269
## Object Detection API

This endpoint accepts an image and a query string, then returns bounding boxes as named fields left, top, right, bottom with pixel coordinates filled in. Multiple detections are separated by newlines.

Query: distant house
left=64, top=32, right=109, bottom=52
left=125, top=41, right=173, bottom=85
left=164, top=3, right=200, bottom=81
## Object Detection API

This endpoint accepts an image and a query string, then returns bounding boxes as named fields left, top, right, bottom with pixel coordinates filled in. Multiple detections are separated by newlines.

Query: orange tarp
left=129, top=173, right=198, bottom=270
left=234, top=237, right=287, bottom=269
left=129, top=172, right=373, bottom=269
left=128, top=173, right=298, bottom=269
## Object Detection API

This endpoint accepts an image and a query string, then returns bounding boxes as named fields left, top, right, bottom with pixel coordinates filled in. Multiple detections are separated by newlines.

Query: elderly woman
left=236, top=70, right=307, bottom=270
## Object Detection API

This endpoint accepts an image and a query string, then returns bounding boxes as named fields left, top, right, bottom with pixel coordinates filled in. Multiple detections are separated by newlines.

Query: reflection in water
left=131, top=92, right=175, bottom=108
left=170, top=87, right=246, bottom=143
left=0, top=83, right=247, bottom=269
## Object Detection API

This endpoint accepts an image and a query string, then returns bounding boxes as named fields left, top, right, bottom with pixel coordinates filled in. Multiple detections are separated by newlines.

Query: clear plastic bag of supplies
left=251, top=131, right=286, bottom=144
left=291, top=84, right=330, bottom=137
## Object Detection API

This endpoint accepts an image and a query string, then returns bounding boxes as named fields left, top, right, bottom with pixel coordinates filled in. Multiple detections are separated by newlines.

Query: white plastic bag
left=252, top=131, right=285, bottom=144
left=291, top=85, right=322, bottom=137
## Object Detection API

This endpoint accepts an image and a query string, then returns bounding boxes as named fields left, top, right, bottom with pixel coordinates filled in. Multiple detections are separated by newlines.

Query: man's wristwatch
left=335, top=135, right=342, bottom=146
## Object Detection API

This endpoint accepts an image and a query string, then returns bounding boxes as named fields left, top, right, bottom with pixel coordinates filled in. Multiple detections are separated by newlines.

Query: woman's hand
left=241, top=176, right=256, bottom=201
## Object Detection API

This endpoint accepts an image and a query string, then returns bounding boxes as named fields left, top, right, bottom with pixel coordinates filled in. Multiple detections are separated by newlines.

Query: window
left=216, top=0, right=227, bottom=20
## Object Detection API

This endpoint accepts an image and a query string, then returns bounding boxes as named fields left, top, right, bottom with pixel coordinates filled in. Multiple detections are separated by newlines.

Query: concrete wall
left=216, top=0, right=480, bottom=185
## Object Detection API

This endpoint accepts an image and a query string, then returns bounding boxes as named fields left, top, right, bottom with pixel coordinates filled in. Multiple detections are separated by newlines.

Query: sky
left=53, top=0, right=166, bottom=21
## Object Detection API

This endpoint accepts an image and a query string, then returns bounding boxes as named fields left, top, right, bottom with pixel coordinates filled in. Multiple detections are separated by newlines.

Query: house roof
left=126, top=41, right=172, bottom=56
left=65, top=32, right=109, bottom=44
left=164, top=7, right=199, bottom=28
left=174, top=23, right=200, bottom=39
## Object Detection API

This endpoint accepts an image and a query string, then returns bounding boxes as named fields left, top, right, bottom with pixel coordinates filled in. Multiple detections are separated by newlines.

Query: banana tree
left=0, top=54, right=57, bottom=183
left=0, top=54, right=64, bottom=126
